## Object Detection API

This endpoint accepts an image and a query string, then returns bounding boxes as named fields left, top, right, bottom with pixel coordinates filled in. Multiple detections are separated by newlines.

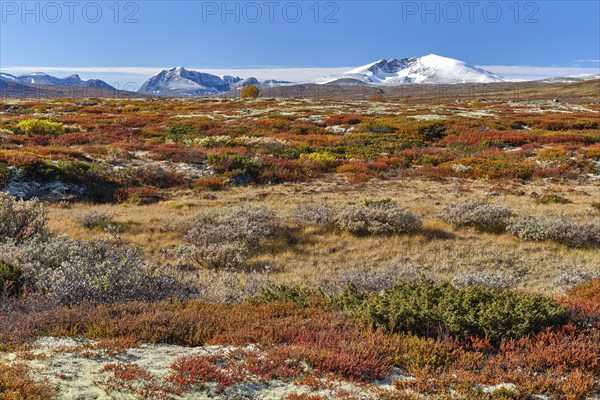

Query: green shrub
left=0, top=164, right=12, bottom=188
left=20, top=161, right=103, bottom=184
left=0, top=261, right=23, bottom=297
left=341, top=280, right=568, bottom=342
left=168, top=123, right=204, bottom=137
left=359, top=122, right=397, bottom=134
left=255, top=285, right=321, bottom=308
left=54, top=161, right=104, bottom=184
left=207, top=154, right=263, bottom=175
left=418, top=122, right=446, bottom=141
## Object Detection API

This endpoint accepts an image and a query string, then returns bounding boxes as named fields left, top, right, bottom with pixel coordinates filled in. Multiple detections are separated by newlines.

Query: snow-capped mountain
left=538, top=73, right=600, bottom=84
left=0, top=73, right=18, bottom=81
left=316, top=54, right=505, bottom=85
left=139, top=67, right=251, bottom=96
left=138, top=68, right=293, bottom=96
left=0, top=72, right=115, bottom=90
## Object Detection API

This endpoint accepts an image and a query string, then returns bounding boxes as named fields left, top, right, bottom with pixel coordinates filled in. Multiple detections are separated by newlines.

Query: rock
left=2, top=172, right=85, bottom=201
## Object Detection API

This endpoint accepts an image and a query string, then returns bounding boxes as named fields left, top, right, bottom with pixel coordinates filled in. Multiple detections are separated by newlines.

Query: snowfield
left=316, top=54, right=506, bottom=85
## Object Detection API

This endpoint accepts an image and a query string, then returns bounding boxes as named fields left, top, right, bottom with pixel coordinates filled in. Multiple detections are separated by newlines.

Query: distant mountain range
left=537, top=73, right=600, bottom=84
left=137, top=67, right=290, bottom=97
left=1, top=54, right=598, bottom=98
left=0, top=72, right=115, bottom=90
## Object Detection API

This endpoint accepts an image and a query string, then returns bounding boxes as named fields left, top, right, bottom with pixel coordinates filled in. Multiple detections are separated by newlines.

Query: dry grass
left=47, top=177, right=600, bottom=295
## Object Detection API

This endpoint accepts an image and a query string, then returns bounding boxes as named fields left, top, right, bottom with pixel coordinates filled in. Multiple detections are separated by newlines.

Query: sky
left=1, top=0, right=599, bottom=87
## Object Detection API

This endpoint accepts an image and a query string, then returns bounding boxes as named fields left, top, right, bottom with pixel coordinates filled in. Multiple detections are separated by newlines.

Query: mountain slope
left=139, top=67, right=249, bottom=96
left=317, top=54, right=505, bottom=85
left=0, top=72, right=116, bottom=90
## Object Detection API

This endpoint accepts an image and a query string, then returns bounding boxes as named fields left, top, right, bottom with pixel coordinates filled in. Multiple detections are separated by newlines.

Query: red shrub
left=26, top=135, right=53, bottom=147
left=324, top=115, right=362, bottom=126
left=150, top=144, right=205, bottom=163
left=53, top=132, right=94, bottom=146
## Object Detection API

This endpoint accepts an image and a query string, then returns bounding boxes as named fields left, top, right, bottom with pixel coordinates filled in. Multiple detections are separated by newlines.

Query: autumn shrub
left=439, top=201, right=513, bottom=233
left=0, top=362, right=58, bottom=399
left=445, top=156, right=536, bottom=179
left=257, top=155, right=307, bottom=183
left=324, top=114, right=362, bottom=126
left=299, top=151, right=341, bottom=171
left=507, top=217, right=600, bottom=248
left=150, top=143, right=205, bottom=163
left=341, top=281, right=569, bottom=342
left=402, top=147, right=455, bottom=167
left=336, top=162, right=372, bottom=181
left=53, top=131, right=93, bottom=145
left=241, top=84, right=260, bottom=99
left=114, top=187, right=161, bottom=205
left=192, top=176, right=226, bottom=191
left=0, top=194, right=47, bottom=243
left=26, top=134, right=53, bottom=146
left=0, top=298, right=595, bottom=398
left=0, top=260, right=23, bottom=297
left=333, top=200, right=422, bottom=236
left=582, top=143, right=600, bottom=159
left=568, top=279, right=600, bottom=302
left=135, top=165, right=186, bottom=188
left=15, top=118, right=64, bottom=135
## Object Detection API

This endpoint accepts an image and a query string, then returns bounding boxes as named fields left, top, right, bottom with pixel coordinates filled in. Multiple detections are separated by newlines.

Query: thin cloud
left=2, top=65, right=599, bottom=86
left=481, top=65, right=600, bottom=80
left=0, top=66, right=353, bottom=86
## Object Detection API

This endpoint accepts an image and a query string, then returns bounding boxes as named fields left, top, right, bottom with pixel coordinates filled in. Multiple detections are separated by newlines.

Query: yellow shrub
left=16, top=119, right=64, bottom=135
left=241, top=85, right=260, bottom=99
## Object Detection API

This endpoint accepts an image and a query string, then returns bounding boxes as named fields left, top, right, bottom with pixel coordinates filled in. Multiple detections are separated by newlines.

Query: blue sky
left=1, top=0, right=599, bottom=85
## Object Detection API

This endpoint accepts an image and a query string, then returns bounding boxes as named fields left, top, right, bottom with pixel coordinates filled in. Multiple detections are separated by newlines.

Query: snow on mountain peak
left=0, top=72, right=115, bottom=90
left=320, top=54, right=505, bottom=85
left=139, top=67, right=247, bottom=96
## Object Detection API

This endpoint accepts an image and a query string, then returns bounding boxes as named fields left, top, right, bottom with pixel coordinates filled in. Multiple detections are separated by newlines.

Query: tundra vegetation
left=0, top=96, right=598, bottom=399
